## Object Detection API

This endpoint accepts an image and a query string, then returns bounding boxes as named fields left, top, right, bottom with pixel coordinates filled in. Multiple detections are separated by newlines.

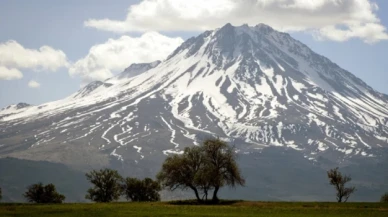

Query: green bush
left=123, top=177, right=161, bottom=202
left=85, top=169, right=123, bottom=202
left=381, top=193, right=388, bottom=203
left=23, top=183, right=65, bottom=203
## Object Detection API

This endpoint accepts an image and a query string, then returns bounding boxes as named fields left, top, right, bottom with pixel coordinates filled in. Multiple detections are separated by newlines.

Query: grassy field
left=1, top=201, right=387, bottom=217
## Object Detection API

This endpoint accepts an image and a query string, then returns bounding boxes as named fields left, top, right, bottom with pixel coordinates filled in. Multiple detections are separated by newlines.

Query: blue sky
left=0, top=0, right=387, bottom=108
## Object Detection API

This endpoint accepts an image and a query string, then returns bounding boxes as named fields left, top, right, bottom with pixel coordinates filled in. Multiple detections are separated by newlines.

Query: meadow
left=1, top=201, right=387, bottom=217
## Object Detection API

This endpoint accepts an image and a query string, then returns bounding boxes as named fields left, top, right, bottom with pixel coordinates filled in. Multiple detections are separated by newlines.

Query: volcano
left=1, top=23, right=387, bottom=201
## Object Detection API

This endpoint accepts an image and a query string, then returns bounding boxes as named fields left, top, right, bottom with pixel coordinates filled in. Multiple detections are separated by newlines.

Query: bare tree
left=327, top=167, right=356, bottom=202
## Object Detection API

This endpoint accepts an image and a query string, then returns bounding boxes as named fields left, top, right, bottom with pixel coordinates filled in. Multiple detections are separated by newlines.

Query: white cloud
left=69, top=32, right=183, bottom=83
left=0, top=66, right=23, bottom=80
left=0, top=40, right=69, bottom=81
left=28, top=80, right=41, bottom=88
left=0, top=40, right=69, bottom=71
left=85, top=0, right=388, bottom=43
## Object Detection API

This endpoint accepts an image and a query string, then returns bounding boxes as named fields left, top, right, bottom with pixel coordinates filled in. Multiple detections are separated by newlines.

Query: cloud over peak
left=69, top=32, right=183, bottom=83
left=85, top=0, right=388, bottom=43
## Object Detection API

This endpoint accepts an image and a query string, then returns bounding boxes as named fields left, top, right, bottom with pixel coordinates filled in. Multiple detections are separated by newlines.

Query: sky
left=0, top=0, right=387, bottom=108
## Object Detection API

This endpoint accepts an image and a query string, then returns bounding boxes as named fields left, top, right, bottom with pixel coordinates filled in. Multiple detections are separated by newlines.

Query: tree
left=0, top=187, right=2, bottom=201
left=157, top=146, right=204, bottom=201
left=381, top=193, right=388, bottom=203
left=158, top=138, right=245, bottom=202
left=23, top=183, right=65, bottom=203
left=123, top=177, right=161, bottom=202
left=85, top=168, right=123, bottom=202
left=327, top=167, right=356, bottom=202
left=202, top=139, right=245, bottom=202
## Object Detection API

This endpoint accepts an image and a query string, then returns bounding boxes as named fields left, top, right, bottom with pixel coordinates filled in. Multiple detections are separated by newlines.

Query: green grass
left=1, top=201, right=387, bottom=217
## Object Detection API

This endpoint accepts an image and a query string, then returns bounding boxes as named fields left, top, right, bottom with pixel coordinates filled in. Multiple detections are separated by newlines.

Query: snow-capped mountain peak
left=0, top=23, right=387, bottom=169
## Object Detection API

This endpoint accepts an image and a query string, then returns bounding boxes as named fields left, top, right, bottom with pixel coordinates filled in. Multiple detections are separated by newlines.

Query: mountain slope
left=0, top=158, right=88, bottom=202
left=0, top=24, right=388, bottom=201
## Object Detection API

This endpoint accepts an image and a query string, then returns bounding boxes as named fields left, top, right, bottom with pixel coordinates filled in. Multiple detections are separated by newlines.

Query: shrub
left=85, top=168, right=123, bottom=202
left=123, top=177, right=161, bottom=202
left=23, top=183, right=65, bottom=203
left=381, top=193, right=388, bottom=203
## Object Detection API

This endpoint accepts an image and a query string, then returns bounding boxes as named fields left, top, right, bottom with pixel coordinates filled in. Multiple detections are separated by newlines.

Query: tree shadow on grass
left=168, top=199, right=244, bottom=206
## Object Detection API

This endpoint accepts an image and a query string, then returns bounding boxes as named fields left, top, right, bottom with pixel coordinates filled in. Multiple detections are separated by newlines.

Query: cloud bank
left=69, top=32, right=183, bottom=83
left=85, top=0, right=388, bottom=43
left=0, top=40, right=69, bottom=80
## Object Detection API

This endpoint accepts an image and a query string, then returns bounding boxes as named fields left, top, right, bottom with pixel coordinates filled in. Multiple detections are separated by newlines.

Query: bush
left=123, top=177, right=161, bottom=202
left=23, top=183, right=65, bottom=203
left=85, top=168, right=123, bottom=202
left=381, top=193, right=388, bottom=203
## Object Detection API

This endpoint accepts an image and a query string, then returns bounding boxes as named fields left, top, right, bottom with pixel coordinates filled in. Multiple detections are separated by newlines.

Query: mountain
left=1, top=23, right=387, bottom=201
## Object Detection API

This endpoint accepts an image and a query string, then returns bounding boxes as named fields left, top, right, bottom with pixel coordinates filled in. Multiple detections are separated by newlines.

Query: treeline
left=0, top=138, right=387, bottom=203
left=85, top=169, right=161, bottom=202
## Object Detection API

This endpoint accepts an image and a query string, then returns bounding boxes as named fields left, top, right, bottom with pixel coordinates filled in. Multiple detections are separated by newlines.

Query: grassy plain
left=1, top=201, right=387, bottom=217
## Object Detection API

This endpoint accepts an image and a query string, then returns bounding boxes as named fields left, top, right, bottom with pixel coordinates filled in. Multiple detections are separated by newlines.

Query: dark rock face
left=73, top=81, right=113, bottom=98
left=119, top=61, right=161, bottom=79
left=0, top=23, right=387, bottom=202
left=16, top=103, right=31, bottom=109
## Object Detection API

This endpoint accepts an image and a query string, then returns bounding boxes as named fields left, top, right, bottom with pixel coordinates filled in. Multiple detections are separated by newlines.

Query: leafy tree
left=202, top=139, right=245, bottom=202
left=158, top=138, right=245, bottom=202
left=381, top=193, right=388, bottom=203
left=23, top=183, right=65, bottom=203
left=157, top=146, right=204, bottom=201
left=327, top=167, right=356, bottom=202
left=123, top=177, right=161, bottom=202
left=85, top=168, right=123, bottom=202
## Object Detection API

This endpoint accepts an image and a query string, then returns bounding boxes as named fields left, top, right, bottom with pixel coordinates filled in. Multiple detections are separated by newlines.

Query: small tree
left=85, top=168, right=123, bottom=202
left=327, top=167, right=356, bottom=202
left=381, top=193, right=388, bottom=203
left=123, top=177, right=161, bottom=202
left=23, top=183, right=65, bottom=203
